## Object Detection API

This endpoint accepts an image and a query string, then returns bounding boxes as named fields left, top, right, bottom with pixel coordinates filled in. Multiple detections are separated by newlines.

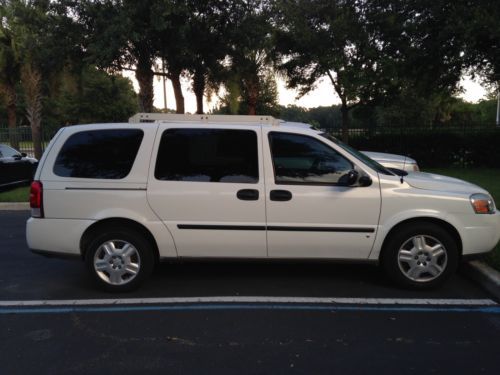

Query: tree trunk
left=193, top=70, right=205, bottom=114
left=3, top=84, right=19, bottom=149
left=246, top=77, right=259, bottom=116
left=21, top=65, right=43, bottom=159
left=170, top=71, right=185, bottom=114
left=341, top=103, right=349, bottom=144
left=135, top=57, right=154, bottom=112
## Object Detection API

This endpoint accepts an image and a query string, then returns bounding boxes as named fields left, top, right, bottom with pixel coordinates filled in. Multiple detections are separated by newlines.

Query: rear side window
left=54, top=129, right=144, bottom=179
left=155, top=129, right=258, bottom=183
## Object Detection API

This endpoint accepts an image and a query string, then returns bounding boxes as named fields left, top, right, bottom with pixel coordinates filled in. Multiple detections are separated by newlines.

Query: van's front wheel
left=381, top=223, right=459, bottom=289
left=85, top=229, right=154, bottom=292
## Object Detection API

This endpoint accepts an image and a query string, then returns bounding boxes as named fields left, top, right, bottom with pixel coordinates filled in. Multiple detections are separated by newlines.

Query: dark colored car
left=0, top=144, right=38, bottom=191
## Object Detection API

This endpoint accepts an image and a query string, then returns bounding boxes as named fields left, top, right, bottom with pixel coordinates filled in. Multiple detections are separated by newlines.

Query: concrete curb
left=0, top=202, right=29, bottom=210
left=464, top=260, right=500, bottom=301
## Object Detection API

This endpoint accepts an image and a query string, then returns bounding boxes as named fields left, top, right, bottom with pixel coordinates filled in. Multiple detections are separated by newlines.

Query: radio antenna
left=400, top=156, right=407, bottom=184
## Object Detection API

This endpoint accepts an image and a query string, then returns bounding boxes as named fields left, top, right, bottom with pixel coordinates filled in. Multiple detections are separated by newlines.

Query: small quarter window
left=54, top=129, right=143, bottom=179
left=155, top=129, right=258, bottom=183
left=269, top=132, right=353, bottom=185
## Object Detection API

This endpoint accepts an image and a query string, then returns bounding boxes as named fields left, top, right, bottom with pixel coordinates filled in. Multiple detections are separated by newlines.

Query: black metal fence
left=324, top=125, right=500, bottom=168
left=0, top=127, right=52, bottom=158
left=2, top=124, right=499, bottom=168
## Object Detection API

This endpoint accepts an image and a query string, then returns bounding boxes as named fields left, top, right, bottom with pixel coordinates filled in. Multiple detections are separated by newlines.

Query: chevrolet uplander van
left=27, top=114, right=500, bottom=291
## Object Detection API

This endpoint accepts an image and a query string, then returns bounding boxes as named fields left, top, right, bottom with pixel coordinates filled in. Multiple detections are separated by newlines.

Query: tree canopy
left=1, top=0, right=499, bottom=151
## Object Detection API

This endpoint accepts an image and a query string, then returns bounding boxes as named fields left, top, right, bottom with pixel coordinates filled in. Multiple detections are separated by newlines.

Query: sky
left=123, top=71, right=489, bottom=113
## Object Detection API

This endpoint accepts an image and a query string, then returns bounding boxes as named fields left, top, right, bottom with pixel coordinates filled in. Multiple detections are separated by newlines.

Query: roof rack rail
left=128, top=113, right=281, bottom=126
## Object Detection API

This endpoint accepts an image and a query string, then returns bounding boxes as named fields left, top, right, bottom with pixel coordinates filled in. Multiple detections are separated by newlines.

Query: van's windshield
left=320, top=133, right=394, bottom=176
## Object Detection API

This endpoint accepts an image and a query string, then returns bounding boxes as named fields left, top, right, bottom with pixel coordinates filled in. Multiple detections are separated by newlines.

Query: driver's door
left=263, top=130, right=381, bottom=259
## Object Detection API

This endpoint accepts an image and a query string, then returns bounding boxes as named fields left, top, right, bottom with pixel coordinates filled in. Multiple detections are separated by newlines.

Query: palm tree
left=0, top=3, right=21, bottom=148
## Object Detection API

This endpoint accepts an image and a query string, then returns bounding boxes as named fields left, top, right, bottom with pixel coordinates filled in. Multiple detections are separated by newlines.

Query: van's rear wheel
left=381, top=223, right=459, bottom=289
left=85, top=229, right=154, bottom=292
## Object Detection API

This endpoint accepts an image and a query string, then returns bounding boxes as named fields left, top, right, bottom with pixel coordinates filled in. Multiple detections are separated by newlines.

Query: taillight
left=30, top=180, right=44, bottom=218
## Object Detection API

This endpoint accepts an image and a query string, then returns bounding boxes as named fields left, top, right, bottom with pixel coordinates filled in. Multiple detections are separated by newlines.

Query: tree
left=215, top=69, right=279, bottom=116
left=223, top=0, right=276, bottom=115
left=8, top=0, right=68, bottom=158
left=462, top=0, right=500, bottom=122
left=274, top=0, right=389, bottom=142
left=150, top=0, right=192, bottom=114
left=274, top=0, right=468, bottom=142
left=76, top=0, right=159, bottom=112
left=45, top=65, right=138, bottom=131
left=1, top=0, right=51, bottom=158
left=366, top=0, right=467, bottom=95
left=21, top=63, right=42, bottom=156
left=1, top=0, right=83, bottom=158
left=16, top=1, right=51, bottom=159
left=463, top=0, right=500, bottom=86
left=182, top=1, right=233, bottom=114
left=0, top=0, right=21, bottom=148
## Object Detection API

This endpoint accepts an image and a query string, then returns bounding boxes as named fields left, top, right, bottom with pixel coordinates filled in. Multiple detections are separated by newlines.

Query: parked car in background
left=0, top=144, right=38, bottom=191
left=362, top=151, right=419, bottom=173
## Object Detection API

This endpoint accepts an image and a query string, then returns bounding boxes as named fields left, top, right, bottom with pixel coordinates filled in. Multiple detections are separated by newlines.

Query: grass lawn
left=426, top=168, right=500, bottom=272
left=0, top=186, right=30, bottom=202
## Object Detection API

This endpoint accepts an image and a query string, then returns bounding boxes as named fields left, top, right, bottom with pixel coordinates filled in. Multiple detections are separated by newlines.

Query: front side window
left=269, top=132, right=353, bottom=184
left=54, top=129, right=144, bottom=179
left=155, top=129, right=258, bottom=183
left=320, top=133, right=394, bottom=176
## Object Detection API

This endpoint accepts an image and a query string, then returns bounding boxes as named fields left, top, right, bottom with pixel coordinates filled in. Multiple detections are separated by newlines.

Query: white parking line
left=0, top=296, right=496, bottom=307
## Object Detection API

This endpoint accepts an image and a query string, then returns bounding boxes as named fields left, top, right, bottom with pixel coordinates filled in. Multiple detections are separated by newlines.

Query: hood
left=362, top=151, right=416, bottom=164
left=24, top=156, right=38, bottom=164
left=404, top=172, right=487, bottom=194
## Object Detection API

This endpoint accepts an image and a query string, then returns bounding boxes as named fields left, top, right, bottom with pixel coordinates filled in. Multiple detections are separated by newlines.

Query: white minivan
left=27, top=114, right=500, bottom=291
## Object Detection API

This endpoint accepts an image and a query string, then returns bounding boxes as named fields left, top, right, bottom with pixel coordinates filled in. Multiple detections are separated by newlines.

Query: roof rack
left=128, top=113, right=281, bottom=126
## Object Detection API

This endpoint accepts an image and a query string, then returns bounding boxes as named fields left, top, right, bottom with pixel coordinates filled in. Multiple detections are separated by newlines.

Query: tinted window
left=155, top=129, right=258, bottom=183
left=54, top=129, right=143, bottom=179
left=269, top=132, right=353, bottom=184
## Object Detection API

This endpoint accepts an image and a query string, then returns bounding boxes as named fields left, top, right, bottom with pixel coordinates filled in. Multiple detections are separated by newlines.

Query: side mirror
left=338, top=170, right=359, bottom=186
left=21, top=152, right=27, bottom=158
left=359, top=175, right=372, bottom=187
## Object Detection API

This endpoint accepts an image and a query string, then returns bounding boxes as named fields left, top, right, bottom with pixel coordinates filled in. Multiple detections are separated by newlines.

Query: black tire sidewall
left=381, top=223, right=459, bottom=289
left=84, top=229, right=154, bottom=292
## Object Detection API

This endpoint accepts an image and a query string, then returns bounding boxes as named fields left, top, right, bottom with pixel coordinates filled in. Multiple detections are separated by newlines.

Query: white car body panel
left=28, top=123, right=178, bottom=258
left=368, top=175, right=500, bottom=259
left=146, top=123, right=267, bottom=258
left=261, top=127, right=381, bottom=259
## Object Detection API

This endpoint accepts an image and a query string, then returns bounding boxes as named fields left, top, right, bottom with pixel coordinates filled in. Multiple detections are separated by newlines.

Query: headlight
left=470, top=193, right=496, bottom=214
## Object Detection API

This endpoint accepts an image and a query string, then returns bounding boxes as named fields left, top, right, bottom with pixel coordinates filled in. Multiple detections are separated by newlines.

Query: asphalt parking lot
left=1, top=210, right=500, bottom=374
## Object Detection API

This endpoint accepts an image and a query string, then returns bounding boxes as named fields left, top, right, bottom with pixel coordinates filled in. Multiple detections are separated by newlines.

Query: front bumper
left=459, top=212, right=500, bottom=255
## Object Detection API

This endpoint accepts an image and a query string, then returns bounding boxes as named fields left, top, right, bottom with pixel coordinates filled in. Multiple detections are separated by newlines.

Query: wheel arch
left=80, top=217, right=160, bottom=263
left=379, top=217, right=463, bottom=261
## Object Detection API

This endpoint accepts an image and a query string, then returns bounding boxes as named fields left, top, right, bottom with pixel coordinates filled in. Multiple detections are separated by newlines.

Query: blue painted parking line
left=1, top=303, right=500, bottom=315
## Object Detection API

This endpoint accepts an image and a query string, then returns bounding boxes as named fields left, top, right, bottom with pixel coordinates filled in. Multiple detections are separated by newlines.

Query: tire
left=381, top=222, right=459, bottom=289
left=84, top=228, right=155, bottom=292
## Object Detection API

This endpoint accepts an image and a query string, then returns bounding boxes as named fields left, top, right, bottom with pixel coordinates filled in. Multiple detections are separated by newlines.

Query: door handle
left=270, top=190, right=292, bottom=201
left=237, top=189, right=259, bottom=201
